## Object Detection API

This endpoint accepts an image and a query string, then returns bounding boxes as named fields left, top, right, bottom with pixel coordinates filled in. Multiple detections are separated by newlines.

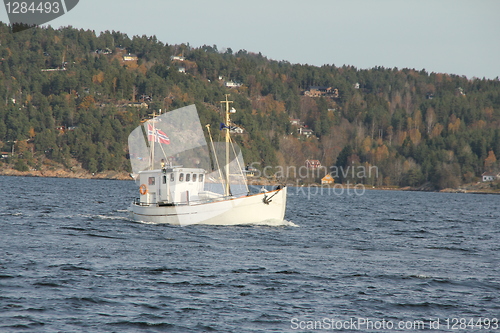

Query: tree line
left=0, top=23, right=499, bottom=188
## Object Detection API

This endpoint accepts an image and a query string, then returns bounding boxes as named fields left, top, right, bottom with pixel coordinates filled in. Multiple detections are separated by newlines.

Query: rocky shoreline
left=0, top=167, right=132, bottom=181
left=1, top=166, right=499, bottom=194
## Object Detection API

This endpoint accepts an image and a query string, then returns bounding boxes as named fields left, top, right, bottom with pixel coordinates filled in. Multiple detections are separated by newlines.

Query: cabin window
left=170, top=173, right=174, bottom=182
left=179, top=173, right=184, bottom=182
left=162, top=175, right=167, bottom=184
left=192, top=174, right=197, bottom=182
left=186, top=173, right=191, bottom=182
left=199, top=174, right=204, bottom=182
left=148, top=177, right=155, bottom=185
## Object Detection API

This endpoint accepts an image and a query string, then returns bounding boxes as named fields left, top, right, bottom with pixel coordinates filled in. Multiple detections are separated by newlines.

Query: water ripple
left=0, top=177, right=499, bottom=332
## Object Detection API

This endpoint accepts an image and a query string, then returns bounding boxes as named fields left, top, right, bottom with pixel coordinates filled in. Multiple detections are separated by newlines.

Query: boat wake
left=250, top=219, right=298, bottom=227
left=87, top=214, right=129, bottom=221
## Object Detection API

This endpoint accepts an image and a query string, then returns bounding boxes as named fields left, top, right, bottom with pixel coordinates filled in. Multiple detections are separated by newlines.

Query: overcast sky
left=1, top=0, right=499, bottom=79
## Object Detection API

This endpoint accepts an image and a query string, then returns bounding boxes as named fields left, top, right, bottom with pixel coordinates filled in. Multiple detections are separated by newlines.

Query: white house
left=123, top=53, right=138, bottom=61
left=482, top=172, right=500, bottom=182
left=224, top=81, right=242, bottom=88
left=230, top=126, right=244, bottom=134
left=298, top=127, right=314, bottom=137
left=126, top=102, right=149, bottom=108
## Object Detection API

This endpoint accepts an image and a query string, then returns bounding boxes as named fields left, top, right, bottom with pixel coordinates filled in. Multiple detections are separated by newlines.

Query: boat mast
left=221, top=95, right=232, bottom=196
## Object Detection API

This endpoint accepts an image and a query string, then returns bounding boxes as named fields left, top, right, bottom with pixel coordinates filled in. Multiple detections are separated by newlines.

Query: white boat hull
left=128, top=187, right=287, bottom=226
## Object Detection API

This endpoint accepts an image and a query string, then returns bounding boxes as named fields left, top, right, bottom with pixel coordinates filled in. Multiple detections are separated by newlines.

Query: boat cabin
left=137, top=167, right=206, bottom=205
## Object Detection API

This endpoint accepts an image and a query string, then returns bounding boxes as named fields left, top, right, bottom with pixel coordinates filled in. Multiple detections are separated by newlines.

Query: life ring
left=139, top=184, right=148, bottom=195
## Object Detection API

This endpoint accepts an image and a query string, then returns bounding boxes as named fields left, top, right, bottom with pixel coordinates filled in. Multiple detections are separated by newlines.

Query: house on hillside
left=482, top=172, right=500, bottom=182
left=126, top=102, right=149, bottom=108
left=139, top=94, right=152, bottom=102
left=170, top=55, right=185, bottom=61
left=230, top=126, right=244, bottom=134
left=298, top=127, right=314, bottom=138
left=244, top=164, right=258, bottom=177
left=95, top=48, right=112, bottom=55
left=304, top=86, right=339, bottom=98
left=321, top=174, right=334, bottom=185
left=225, top=81, right=242, bottom=88
left=305, top=159, right=321, bottom=170
left=123, top=53, right=138, bottom=61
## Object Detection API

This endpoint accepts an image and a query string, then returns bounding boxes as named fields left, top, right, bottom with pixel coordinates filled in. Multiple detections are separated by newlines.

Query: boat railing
left=133, top=192, right=251, bottom=207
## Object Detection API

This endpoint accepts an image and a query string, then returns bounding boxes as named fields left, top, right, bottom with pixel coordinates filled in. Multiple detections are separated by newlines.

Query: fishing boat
left=127, top=96, right=287, bottom=225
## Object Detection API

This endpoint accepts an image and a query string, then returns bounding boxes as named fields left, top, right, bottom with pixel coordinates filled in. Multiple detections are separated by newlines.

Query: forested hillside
left=1, top=23, right=499, bottom=188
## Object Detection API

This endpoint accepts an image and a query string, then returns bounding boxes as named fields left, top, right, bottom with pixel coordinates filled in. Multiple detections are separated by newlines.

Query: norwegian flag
left=147, top=123, right=170, bottom=144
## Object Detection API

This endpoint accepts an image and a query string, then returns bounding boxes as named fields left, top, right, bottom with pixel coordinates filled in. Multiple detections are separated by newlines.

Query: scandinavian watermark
left=247, top=162, right=379, bottom=181
left=247, top=162, right=379, bottom=198
left=291, top=182, right=366, bottom=199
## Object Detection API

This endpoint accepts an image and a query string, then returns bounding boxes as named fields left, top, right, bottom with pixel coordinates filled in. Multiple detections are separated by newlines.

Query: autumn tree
left=484, top=150, right=497, bottom=172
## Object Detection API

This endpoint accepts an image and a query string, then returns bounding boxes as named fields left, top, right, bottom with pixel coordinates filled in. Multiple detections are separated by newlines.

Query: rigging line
left=205, top=124, right=225, bottom=188
left=229, top=136, right=249, bottom=194
left=158, top=141, right=169, bottom=163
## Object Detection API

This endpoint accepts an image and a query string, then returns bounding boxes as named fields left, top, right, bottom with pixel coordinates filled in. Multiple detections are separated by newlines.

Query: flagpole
left=225, top=97, right=230, bottom=196
left=149, top=111, right=156, bottom=170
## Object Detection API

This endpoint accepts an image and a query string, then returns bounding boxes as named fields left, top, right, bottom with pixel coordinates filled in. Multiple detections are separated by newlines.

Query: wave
left=247, top=219, right=299, bottom=227
left=0, top=212, right=24, bottom=216
left=76, top=213, right=129, bottom=221
left=93, top=214, right=128, bottom=220
left=107, top=321, right=175, bottom=329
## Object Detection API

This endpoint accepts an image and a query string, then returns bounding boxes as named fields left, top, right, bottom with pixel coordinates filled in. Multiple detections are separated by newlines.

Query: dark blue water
left=1, top=176, right=499, bottom=332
